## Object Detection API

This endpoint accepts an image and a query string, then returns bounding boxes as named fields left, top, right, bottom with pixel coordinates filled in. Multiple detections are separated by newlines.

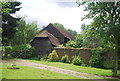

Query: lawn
left=2, top=65, right=81, bottom=79
left=29, top=60, right=120, bottom=77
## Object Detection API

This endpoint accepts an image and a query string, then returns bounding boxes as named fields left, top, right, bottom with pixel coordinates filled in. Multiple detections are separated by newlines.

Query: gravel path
left=2, top=59, right=118, bottom=80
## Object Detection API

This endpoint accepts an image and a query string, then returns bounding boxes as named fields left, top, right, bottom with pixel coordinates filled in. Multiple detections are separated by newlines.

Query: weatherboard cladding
left=31, top=23, right=75, bottom=56
left=34, top=23, right=75, bottom=46
left=31, top=37, right=52, bottom=56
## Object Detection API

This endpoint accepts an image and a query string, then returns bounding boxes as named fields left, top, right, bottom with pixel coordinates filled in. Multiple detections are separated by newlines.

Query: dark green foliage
left=53, top=23, right=65, bottom=30
left=66, top=34, right=83, bottom=48
left=39, top=55, right=48, bottom=61
left=102, top=60, right=113, bottom=69
left=118, top=60, right=120, bottom=70
left=11, top=19, right=38, bottom=45
left=29, top=55, right=48, bottom=61
left=11, top=44, right=35, bottom=59
left=61, top=55, right=70, bottom=63
left=89, top=48, right=104, bottom=68
left=67, top=29, right=78, bottom=36
left=2, top=2, right=21, bottom=45
left=76, top=50, right=80, bottom=56
left=37, top=55, right=43, bottom=60
left=72, top=56, right=82, bottom=66
left=77, top=1, right=120, bottom=76
left=83, top=37, right=100, bottom=48
left=89, top=48, right=113, bottom=69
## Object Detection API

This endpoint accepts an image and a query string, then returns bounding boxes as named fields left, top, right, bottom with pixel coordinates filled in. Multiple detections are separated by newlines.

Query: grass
left=29, top=60, right=120, bottom=77
left=2, top=65, right=82, bottom=79
left=2, top=65, right=118, bottom=81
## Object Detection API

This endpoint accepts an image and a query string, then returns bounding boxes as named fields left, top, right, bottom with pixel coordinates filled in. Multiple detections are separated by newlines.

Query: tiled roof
left=36, top=30, right=60, bottom=46
left=50, top=23, right=75, bottom=40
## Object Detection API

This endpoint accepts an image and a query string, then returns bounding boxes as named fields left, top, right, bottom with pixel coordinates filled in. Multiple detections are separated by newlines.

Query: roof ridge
left=50, top=23, right=75, bottom=40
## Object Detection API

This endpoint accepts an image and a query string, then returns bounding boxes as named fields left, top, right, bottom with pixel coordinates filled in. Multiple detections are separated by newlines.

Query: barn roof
left=45, top=23, right=75, bottom=40
left=36, top=30, right=60, bottom=46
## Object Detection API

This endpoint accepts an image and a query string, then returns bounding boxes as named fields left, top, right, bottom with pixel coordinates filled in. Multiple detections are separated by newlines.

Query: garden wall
left=54, top=47, right=114, bottom=64
left=54, top=47, right=92, bottom=64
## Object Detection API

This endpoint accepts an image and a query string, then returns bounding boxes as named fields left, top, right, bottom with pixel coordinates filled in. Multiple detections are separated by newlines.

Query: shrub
left=40, top=55, right=48, bottom=61
left=48, top=50, right=59, bottom=62
left=72, top=56, right=82, bottom=65
left=11, top=44, right=35, bottom=58
left=89, top=48, right=104, bottom=68
left=66, top=34, right=83, bottom=48
left=89, top=54, right=104, bottom=68
left=29, top=55, right=48, bottom=61
left=61, top=55, right=70, bottom=63
left=2, top=46, right=13, bottom=59
left=118, top=60, right=120, bottom=70
left=102, top=60, right=113, bottom=69
left=89, top=48, right=114, bottom=69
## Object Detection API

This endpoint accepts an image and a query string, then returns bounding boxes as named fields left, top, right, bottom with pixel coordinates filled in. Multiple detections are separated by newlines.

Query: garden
left=1, top=0, right=120, bottom=80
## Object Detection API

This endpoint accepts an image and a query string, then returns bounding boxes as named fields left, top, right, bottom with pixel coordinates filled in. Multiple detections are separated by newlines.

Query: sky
left=15, top=0, right=92, bottom=33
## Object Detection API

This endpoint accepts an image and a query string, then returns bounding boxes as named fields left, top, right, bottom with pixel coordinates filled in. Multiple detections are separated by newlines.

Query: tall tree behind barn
left=31, top=23, right=75, bottom=56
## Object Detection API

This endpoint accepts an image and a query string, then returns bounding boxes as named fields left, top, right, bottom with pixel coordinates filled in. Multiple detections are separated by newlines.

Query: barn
left=31, top=23, right=75, bottom=56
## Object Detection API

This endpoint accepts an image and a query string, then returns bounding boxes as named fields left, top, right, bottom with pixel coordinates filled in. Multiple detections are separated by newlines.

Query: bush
left=118, top=60, right=120, bottom=70
left=2, top=46, right=13, bottom=59
left=89, top=49, right=103, bottom=68
left=61, top=55, right=70, bottom=63
left=48, top=50, right=59, bottom=62
left=11, top=44, right=35, bottom=58
left=102, top=60, right=113, bottom=69
left=40, top=55, right=48, bottom=61
left=89, top=48, right=114, bottom=69
left=66, top=34, right=83, bottom=48
left=72, top=56, right=82, bottom=66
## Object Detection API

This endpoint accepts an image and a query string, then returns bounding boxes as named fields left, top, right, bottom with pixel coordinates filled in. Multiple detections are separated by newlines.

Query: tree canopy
left=66, top=34, right=83, bottom=48
left=10, top=18, right=38, bottom=45
left=1, top=1, right=21, bottom=45
left=77, top=1, right=120, bottom=76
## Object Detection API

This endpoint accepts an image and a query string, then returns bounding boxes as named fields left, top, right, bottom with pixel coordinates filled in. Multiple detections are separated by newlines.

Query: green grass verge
left=2, top=65, right=82, bottom=79
left=29, top=60, right=120, bottom=77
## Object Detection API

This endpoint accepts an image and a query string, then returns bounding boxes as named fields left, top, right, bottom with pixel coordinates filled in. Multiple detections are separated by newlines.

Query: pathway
left=2, top=59, right=118, bottom=80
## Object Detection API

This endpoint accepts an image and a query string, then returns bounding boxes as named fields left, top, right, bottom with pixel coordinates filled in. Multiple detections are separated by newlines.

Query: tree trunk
left=113, top=51, right=118, bottom=76
left=112, top=41, right=119, bottom=77
left=4, top=48, right=8, bottom=58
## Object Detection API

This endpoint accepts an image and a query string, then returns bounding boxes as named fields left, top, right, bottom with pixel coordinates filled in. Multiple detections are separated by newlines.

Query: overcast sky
left=15, top=0, right=92, bottom=33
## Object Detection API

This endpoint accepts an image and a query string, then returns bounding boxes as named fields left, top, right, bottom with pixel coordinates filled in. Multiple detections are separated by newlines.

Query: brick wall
left=54, top=47, right=92, bottom=64
left=54, top=47, right=114, bottom=64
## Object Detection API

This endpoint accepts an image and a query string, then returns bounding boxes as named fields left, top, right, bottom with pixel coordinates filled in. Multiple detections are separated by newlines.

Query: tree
left=77, top=1, right=120, bottom=76
left=81, top=24, right=101, bottom=48
left=66, top=34, right=83, bottom=48
left=53, top=23, right=65, bottom=30
left=11, top=18, right=38, bottom=45
left=81, top=23, right=89, bottom=34
left=83, top=36, right=100, bottom=48
left=1, top=1, right=21, bottom=45
left=67, top=29, right=78, bottom=36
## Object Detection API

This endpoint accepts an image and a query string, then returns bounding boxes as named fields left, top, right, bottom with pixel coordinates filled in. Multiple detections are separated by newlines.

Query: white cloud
left=15, top=0, right=92, bottom=33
